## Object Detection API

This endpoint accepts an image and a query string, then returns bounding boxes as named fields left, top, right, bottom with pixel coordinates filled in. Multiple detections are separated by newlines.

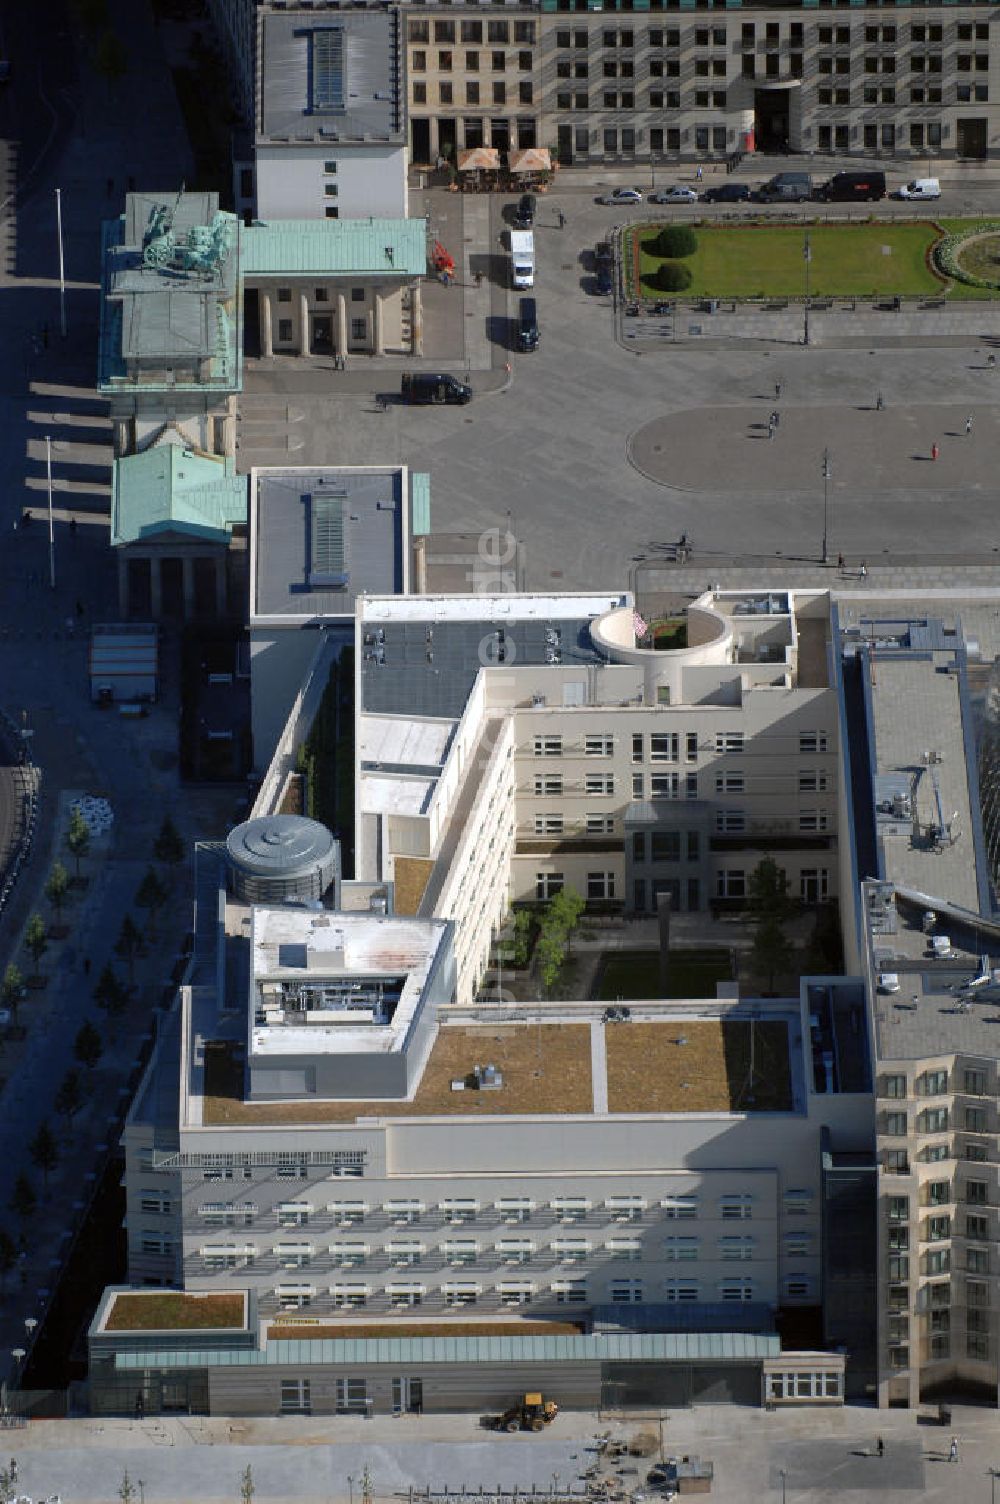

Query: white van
left=896, top=177, right=941, bottom=201
left=510, top=229, right=535, bottom=289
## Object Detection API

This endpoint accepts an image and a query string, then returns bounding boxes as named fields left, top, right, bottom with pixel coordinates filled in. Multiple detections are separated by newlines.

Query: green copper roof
left=111, top=444, right=247, bottom=547
left=411, top=472, right=431, bottom=536
left=241, top=217, right=427, bottom=278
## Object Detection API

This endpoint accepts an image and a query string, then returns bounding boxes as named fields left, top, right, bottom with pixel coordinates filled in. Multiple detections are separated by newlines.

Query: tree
left=29, top=1122, right=58, bottom=1191
left=510, top=909, right=535, bottom=968
left=135, top=866, right=168, bottom=938
left=55, top=1070, right=83, bottom=1129
left=74, top=1018, right=104, bottom=1071
left=23, top=913, right=47, bottom=974
left=9, top=1172, right=36, bottom=1226
left=547, top=886, right=586, bottom=952
left=536, top=925, right=567, bottom=996
left=750, top=917, right=795, bottom=994
left=1, top=963, right=24, bottom=1026
left=118, top=1470, right=136, bottom=1504
left=153, top=814, right=185, bottom=867
left=65, top=806, right=91, bottom=880
left=114, top=914, right=144, bottom=985
left=45, top=860, right=70, bottom=919
left=94, top=963, right=129, bottom=1032
left=746, top=857, right=796, bottom=926
left=0, top=1229, right=15, bottom=1294
left=240, top=1465, right=255, bottom=1504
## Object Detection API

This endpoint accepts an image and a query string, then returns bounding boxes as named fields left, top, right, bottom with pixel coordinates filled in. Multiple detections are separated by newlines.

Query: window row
left=263, top=1277, right=776, bottom=1310
left=411, top=50, right=534, bottom=73
left=717, top=869, right=829, bottom=903
left=409, top=21, right=536, bottom=44
left=201, top=1233, right=793, bottom=1268
left=549, top=20, right=981, bottom=48
left=196, top=1193, right=786, bottom=1227
left=412, top=82, right=532, bottom=105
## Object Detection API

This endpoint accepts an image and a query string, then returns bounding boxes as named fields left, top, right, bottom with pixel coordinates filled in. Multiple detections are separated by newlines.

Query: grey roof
left=253, top=469, right=403, bottom=619
left=362, top=618, right=604, bottom=721
left=258, top=6, right=402, bottom=144
left=114, top=1329, right=780, bottom=1370
left=226, top=816, right=337, bottom=877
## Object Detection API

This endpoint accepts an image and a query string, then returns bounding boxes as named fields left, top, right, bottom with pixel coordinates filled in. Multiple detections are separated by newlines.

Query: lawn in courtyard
left=632, top=221, right=944, bottom=300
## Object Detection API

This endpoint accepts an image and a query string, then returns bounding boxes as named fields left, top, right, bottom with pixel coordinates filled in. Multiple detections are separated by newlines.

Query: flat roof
left=242, top=220, right=425, bottom=279
left=605, top=1019, right=794, bottom=1114
left=250, top=909, right=448, bottom=1058
left=252, top=467, right=403, bottom=620
left=105, top=1292, right=247, bottom=1333
left=362, top=593, right=625, bottom=624
left=203, top=1023, right=593, bottom=1125
left=258, top=6, right=402, bottom=144
left=360, top=774, right=436, bottom=817
left=359, top=714, right=455, bottom=771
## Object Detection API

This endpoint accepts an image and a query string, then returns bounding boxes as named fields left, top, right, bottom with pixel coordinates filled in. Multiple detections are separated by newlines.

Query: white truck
left=510, top=229, right=535, bottom=289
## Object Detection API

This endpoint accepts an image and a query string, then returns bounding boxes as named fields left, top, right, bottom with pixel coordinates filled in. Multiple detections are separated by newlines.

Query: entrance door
left=392, top=1377, right=423, bottom=1413
left=411, top=118, right=431, bottom=165
left=957, top=118, right=988, bottom=159
left=311, top=315, right=334, bottom=355
left=557, top=124, right=573, bottom=165
left=438, top=117, right=457, bottom=161
left=491, top=117, right=511, bottom=152
left=754, top=88, right=789, bottom=151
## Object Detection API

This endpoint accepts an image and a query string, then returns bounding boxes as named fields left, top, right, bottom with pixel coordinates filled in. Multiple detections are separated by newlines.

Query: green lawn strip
left=631, top=222, right=943, bottom=300
left=596, top=948, right=733, bottom=1001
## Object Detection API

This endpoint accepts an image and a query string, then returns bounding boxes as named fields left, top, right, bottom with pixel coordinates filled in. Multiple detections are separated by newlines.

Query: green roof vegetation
left=107, top=1292, right=246, bottom=1332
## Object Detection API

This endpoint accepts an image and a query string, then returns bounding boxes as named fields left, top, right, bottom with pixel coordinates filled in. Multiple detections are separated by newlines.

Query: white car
left=895, top=177, right=941, bottom=201
left=598, top=187, right=644, bottom=206
left=877, top=972, right=900, bottom=994
left=649, top=186, right=698, bottom=204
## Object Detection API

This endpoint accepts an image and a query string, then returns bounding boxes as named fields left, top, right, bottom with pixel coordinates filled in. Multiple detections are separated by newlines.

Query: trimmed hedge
left=933, top=222, right=1000, bottom=290
left=655, top=261, right=693, bottom=292
left=655, top=224, right=698, bottom=259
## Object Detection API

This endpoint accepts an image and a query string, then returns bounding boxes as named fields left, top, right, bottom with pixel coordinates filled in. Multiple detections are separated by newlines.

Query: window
left=587, top=815, right=614, bottom=835
left=411, top=50, right=426, bottom=71
left=498, top=1281, right=534, bottom=1306
left=534, top=814, right=563, bottom=835
left=534, top=736, right=562, bottom=757
left=720, top=1237, right=754, bottom=1261
left=651, top=832, right=680, bottom=862
left=925, top=1250, right=950, bottom=1276
left=885, top=1150, right=909, bottom=1174
left=140, top=1193, right=172, bottom=1215
left=408, top=20, right=429, bottom=43
left=438, top=51, right=452, bottom=72
left=411, top=84, right=426, bottom=106
left=336, top=1378, right=369, bottom=1414
left=606, top=1238, right=641, bottom=1262
left=586, top=774, right=615, bottom=796
left=967, top=1180, right=989, bottom=1205
left=276, top=1284, right=314, bottom=1310
left=441, top=1198, right=478, bottom=1224
left=923, top=1070, right=949, bottom=1096
left=331, top=1284, right=368, bottom=1309
left=487, top=19, right=509, bottom=42
left=721, top=1195, right=752, bottom=1220
left=497, top=1237, right=534, bottom=1263
left=716, top=809, right=746, bottom=833
left=798, top=811, right=829, bottom=832
left=888, top=1196, right=909, bottom=1222
left=276, top=1241, right=313, bottom=1269
left=882, top=1074, right=907, bottom=1100
left=967, top=1247, right=989, bottom=1274
left=387, top=1285, right=424, bottom=1309
left=783, top=1190, right=812, bottom=1216
left=535, top=873, right=564, bottom=900
left=552, top=1238, right=590, bottom=1264
left=720, top=1280, right=753, bottom=1302
left=651, top=773, right=679, bottom=800
left=926, top=1181, right=951, bottom=1207
left=552, top=1280, right=586, bottom=1304
left=281, top=1379, right=311, bottom=1414
left=466, top=82, right=479, bottom=104
left=611, top=1280, right=643, bottom=1304
left=926, top=1215, right=950, bottom=1242
left=965, top=1066, right=988, bottom=1096
left=715, top=732, right=744, bottom=754
left=552, top=1196, right=591, bottom=1222
left=967, top=1214, right=989, bottom=1241
left=329, top=1241, right=367, bottom=1267
left=351, top=318, right=365, bottom=341
left=585, top=734, right=614, bottom=757
left=888, top=1255, right=909, bottom=1280
left=534, top=775, right=562, bottom=796
left=632, top=774, right=644, bottom=798
left=385, top=1240, right=423, bottom=1267
left=663, top=1196, right=697, bottom=1219
left=140, top=1234, right=173, bottom=1256
left=686, top=732, right=698, bottom=763
left=444, top=1283, right=480, bottom=1308
left=798, top=771, right=828, bottom=793
left=277, top=320, right=293, bottom=344
left=329, top=1201, right=366, bottom=1226
left=664, top=1281, right=699, bottom=1302
left=784, top=1233, right=812, bottom=1257
left=966, top=1105, right=988, bottom=1133
left=651, top=733, right=679, bottom=762
left=200, top=1244, right=256, bottom=1270
left=434, top=20, right=455, bottom=43
left=442, top=1239, right=478, bottom=1266
left=492, top=82, right=505, bottom=105
left=276, top=1203, right=311, bottom=1227
left=921, top=1107, right=949, bottom=1134
left=716, top=772, right=745, bottom=793
left=716, top=871, right=746, bottom=900
left=664, top=1237, right=699, bottom=1261
left=462, top=19, right=483, bottom=42
left=606, top=1196, right=646, bottom=1221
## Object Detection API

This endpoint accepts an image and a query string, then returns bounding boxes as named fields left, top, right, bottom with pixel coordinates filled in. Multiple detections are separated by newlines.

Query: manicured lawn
left=595, top=948, right=733, bottom=1001
left=632, top=221, right=944, bottom=299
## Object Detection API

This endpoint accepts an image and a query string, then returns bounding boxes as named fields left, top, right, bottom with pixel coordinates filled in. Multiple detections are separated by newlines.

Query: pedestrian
left=931, top=442, right=939, bottom=461
left=949, top=1436, right=959, bottom=1464
left=773, top=409, right=781, bottom=429
left=558, top=209, right=566, bottom=229
left=876, top=1437, right=884, bottom=1458
left=837, top=551, right=844, bottom=571
left=989, top=352, right=997, bottom=368
left=9, top=1460, right=17, bottom=1484
left=342, top=353, right=348, bottom=373
left=696, top=166, right=703, bottom=184
left=876, top=390, right=884, bottom=411
left=474, top=269, right=483, bottom=287
left=775, top=379, right=782, bottom=400
left=767, top=418, right=775, bottom=441
left=859, top=561, right=867, bottom=579
left=965, top=413, right=973, bottom=435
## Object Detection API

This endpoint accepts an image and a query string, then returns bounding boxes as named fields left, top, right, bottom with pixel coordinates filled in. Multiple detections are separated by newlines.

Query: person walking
left=775, top=379, right=782, bottom=400
left=767, top=417, right=775, bottom=441
left=696, top=165, right=703, bottom=184
left=859, top=561, right=867, bottom=579
left=837, top=552, right=845, bottom=571
left=949, top=1436, right=959, bottom=1464
left=558, top=209, right=566, bottom=229
left=965, top=414, right=974, bottom=435
left=876, top=1437, right=884, bottom=1458
left=931, top=442, right=939, bottom=461
left=988, top=352, right=997, bottom=368
left=876, top=390, right=884, bottom=411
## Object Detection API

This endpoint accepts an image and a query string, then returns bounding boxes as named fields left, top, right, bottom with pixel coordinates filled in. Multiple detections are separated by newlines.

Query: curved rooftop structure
left=226, top=815, right=340, bottom=903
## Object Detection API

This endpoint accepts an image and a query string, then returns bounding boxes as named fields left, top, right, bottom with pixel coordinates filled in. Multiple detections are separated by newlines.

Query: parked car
left=649, top=186, right=698, bottom=204
left=594, top=240, right=613, bottom=266
left=895, top=177, right=941, bottom=201
left=818, top=170, right=886, bottom=202
left=516, top=297, right=539, bottom=352
left=701, top=182, right=751, bottom=204
left=401, top=372, right=472, bottom=405
left=595, top=265, right=613, bottom=295
left=597, top=187, right=643, bottom=205
left=514, top=192, right=536, bottom=228
left=756, top=172, right=813, bottom=203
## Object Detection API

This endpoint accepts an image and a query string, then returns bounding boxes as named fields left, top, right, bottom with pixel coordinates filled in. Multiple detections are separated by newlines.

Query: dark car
left=595, top=265, right=613, bottom=296
left=517, top=297, right=539, bottom=351
left=401, top=372, right=472, bottom=405
left=701, top=182, right=751, bottom=204
left=818, top=170, right=886, bottom=202
left=594, top=240, right=613, bottom=266
left=515, top=192, right=536, bottom=228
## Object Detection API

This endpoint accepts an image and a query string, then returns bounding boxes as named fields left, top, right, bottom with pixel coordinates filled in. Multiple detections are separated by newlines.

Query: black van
left=515, top=192, right=536, bottom=228
left=757, top=172, right=813, bottom=203
left=819, top=170, right=886, bottom=202
left=517, top=297, right=539, bottom=352
left=401, top=372, right=472, bottom=405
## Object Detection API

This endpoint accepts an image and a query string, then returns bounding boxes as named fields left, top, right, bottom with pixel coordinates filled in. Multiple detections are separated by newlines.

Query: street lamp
left=822, top=449, right=831, bottom=565
left=23, top=1318, right=37, bottom=1344
left=778, top=1467, right=787, bottom=1504
left=803, top=231, right=812, bottom=347
left=991, top=1465, right=1000, bottom=1504
left=348, top=1475, right=355, bottom=1504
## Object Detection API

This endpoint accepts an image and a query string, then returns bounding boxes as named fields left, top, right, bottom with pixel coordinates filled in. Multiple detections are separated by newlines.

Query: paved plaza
left=11, top=1401, right=1000, bottom=1503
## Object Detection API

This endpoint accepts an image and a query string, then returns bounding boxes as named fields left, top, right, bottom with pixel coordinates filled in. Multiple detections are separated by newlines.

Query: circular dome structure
left=226, top=815, right=340, bottom=904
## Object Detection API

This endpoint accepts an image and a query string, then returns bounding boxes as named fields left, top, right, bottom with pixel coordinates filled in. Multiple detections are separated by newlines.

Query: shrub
left=655, top=261, right=693, bottom=292
left=655, top=224, right=698, bottom=259
left=933, top=223, right=1000, bottom=290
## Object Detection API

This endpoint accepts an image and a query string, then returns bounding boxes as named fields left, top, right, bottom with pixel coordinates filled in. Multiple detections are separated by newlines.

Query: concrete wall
left=250, top=626, right=349, bottom=774
left=255, top=145, right=408, bottom=221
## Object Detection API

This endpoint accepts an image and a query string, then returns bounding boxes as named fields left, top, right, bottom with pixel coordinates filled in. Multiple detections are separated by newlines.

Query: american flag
left=633, top=612, right=648, bottom=640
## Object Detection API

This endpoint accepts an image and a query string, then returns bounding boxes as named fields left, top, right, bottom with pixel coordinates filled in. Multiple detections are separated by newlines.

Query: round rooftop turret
left=226, top=815, right=340, bottom=904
